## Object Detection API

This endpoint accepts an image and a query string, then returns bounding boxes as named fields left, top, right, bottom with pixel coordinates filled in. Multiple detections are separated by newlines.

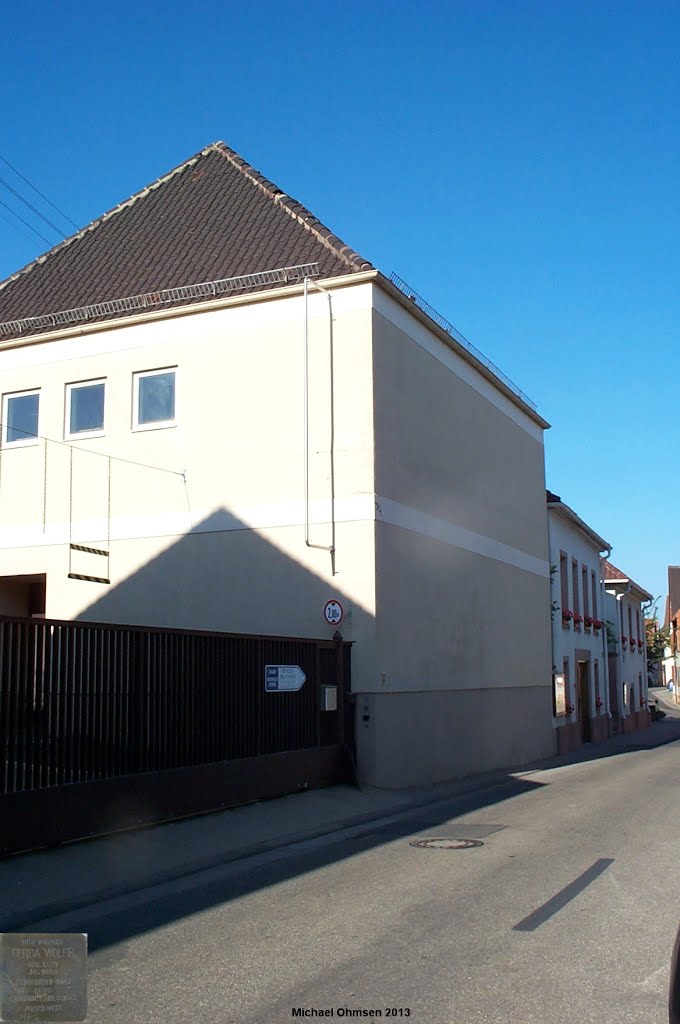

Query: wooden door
left=577, top=660, right=591, bottom=743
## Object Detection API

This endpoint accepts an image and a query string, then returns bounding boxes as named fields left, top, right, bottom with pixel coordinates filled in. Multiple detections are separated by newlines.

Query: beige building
left=0, top=141, right=555, bottom=787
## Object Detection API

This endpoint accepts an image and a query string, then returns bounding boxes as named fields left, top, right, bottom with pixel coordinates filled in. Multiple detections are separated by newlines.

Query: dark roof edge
left=0, top=269, right=379, bottom=350
left=211, top=142, right=373, bottom=273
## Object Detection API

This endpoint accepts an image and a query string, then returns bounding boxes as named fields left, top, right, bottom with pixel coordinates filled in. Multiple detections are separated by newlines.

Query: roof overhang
left=604, top=577, right=653, bottom=603
left=0, top=268, right=549, bottom=429
left=0, top=269, right=379, bottom=352
left=547, top=498, right=611, bottom=553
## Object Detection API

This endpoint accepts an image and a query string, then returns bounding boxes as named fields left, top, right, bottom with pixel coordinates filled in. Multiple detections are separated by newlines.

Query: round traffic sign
left=323, top=599, right=344, bottom=626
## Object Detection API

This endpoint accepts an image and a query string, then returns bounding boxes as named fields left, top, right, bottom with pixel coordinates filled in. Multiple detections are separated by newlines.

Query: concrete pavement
left=3, top=705, right=680, bottom=932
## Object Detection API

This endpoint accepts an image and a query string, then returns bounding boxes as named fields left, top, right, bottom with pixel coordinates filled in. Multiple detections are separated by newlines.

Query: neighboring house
left=0, top=141, right=555, bottom=788
left=662, top=568, right=680, bottom=691
left=547, top=491, right=611, bottom=753
left=603, top=562, right=652, bottom=732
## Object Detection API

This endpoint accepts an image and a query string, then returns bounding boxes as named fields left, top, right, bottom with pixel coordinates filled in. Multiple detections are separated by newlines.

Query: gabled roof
left=603, top=560, right=653, bottom=602
left=0, top=142, right=374, bottom=339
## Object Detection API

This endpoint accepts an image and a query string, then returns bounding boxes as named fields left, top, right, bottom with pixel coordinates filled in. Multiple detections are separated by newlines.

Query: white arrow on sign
left=265, top=665, right=307, bottom=692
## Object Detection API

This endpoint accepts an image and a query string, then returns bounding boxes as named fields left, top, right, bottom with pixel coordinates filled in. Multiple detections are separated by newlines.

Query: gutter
left=0, top=266, right=547, bottom=428
left=0, top=270, right=380, bottom=352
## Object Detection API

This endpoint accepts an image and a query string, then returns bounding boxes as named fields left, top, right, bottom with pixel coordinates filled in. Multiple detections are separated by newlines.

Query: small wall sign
left=323, top=600, right=344, bottom=626
left=265, top=665, right=306, bottom=692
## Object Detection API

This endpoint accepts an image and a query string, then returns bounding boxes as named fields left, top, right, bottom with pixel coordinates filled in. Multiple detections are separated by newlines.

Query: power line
left=0, top=197, right=52, bottom=246
left=0, top=153, right=79, bottom=230
left=0, top=206, right=41, bottom=245
left=0, top=174, right=67, bottom=238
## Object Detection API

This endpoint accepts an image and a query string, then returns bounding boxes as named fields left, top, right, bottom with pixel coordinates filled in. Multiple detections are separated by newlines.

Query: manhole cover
left=410, top=838, right=484, bottom=850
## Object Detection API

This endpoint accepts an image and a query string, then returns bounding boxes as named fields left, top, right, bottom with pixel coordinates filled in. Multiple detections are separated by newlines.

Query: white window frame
left=65, top=378, right=106, bottom=440
left=132, top=367, right=177, bottom=432
left=2, top=389, right=41, bottom=448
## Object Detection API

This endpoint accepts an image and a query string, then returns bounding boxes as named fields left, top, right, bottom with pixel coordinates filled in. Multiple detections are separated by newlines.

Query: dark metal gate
left=0, top=615, right=353, bottom=856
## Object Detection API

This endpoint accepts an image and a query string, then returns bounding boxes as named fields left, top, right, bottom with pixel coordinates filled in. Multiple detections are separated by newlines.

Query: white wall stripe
left=0, top=493, right=547, bottom=577
left=376, top=497, right=549, bottom=578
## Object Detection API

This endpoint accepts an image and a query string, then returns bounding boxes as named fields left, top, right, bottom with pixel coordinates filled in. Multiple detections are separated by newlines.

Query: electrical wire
left=0, top=153, right=79, bottom=230
left=0, top=206, right=41, bottom=245
left=0, top=175, right=66, bottom=238
left=0, top=197, right=52, bottom=246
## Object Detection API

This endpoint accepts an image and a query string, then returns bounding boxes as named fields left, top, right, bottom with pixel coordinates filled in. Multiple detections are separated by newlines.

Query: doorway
left=577, top=660, right=591, bottom=743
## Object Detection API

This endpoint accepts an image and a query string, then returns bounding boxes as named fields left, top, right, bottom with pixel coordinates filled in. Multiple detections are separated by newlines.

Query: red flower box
left=562, top=609, right=574, bottom=622
left=584, top=616, right=594, bottom=628
left=637, top=639, right=644, bottom=649
left=592, top=619, right=604, bottom=630
left=573, top=614, right=584, bottom=626
left=621, top=636, right=628, bottom=646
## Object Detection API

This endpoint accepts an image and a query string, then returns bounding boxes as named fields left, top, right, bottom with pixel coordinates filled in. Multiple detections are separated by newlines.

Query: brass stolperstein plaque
left=0, top=934, right=87, bottom=1022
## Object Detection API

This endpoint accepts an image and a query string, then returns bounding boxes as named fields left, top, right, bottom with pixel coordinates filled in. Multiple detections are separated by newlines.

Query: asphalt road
left=21, top=736, right=680, bottom=1024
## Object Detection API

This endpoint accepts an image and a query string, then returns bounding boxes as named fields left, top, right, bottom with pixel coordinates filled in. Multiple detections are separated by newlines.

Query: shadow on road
left=1, top=774, right=544, bottom=951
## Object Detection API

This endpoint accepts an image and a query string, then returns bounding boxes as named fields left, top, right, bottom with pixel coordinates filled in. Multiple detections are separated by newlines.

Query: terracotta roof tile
left=0, top=142, right=374, bottom=338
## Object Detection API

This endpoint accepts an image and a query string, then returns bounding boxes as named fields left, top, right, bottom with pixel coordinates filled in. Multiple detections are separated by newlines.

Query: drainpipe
left=303, top=277, right=336, bottom=575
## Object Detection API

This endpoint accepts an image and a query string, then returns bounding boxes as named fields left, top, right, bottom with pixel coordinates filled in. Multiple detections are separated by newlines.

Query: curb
left=4, top=725, right=680, bottom=931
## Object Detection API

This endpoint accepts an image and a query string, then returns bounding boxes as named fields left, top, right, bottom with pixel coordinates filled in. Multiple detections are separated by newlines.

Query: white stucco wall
left=548, top=509, right=609, bottom=729
left=0, top=284, right=376, bottom=654
left=0, top=278, right=555, bottom=787
left=604, top=589, right=648, bottom=717
left=361, top=291, right=554, bottom=786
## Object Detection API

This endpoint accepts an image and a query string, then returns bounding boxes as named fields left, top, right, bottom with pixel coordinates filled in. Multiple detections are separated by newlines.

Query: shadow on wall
left=75, top=508, right=369, bottom=645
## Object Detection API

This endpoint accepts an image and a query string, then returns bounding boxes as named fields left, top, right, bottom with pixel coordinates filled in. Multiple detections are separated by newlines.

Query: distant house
left=547, top=492, right=611, bottom=752
left=603, top=562, right=652, bottom=732
left=662, top=567, right=680, bottom=690
left=0, top=141, right=555, bottom=788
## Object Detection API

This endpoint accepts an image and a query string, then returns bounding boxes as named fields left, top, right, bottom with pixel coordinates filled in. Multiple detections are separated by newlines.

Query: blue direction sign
left=265, top=665, right=307, bottom=692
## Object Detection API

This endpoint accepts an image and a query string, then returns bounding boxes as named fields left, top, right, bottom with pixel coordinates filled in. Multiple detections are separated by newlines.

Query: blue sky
left=1, top=1, right=677, bottom=612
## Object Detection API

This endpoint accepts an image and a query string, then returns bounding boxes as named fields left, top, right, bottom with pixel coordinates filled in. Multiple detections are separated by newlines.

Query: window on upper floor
left=2, top=390, right=40, bottom=447
left=65, top=380, right=106, bottom=439
left=133, top=368, right=176, bottom=430
left=591, top=570, right=598, bottom=620
left=582, top=565, right=590, bottom=621
left=571, top=558, right=580, bottom=620
left=559, top=551, right=569, bottom=612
